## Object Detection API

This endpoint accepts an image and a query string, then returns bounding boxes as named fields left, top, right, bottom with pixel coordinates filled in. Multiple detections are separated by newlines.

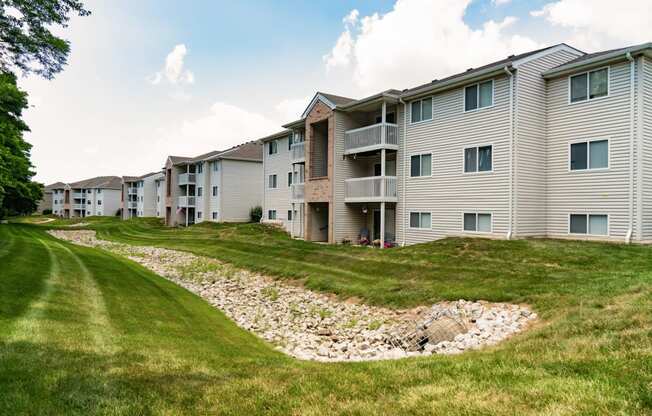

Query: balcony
left=344, top=176, right=398, bottom=203
left=178, top=173, right=196, bottom=185
left=344, top=122, right=398, bottom=155
left=128, top=187, right=138, bottom=195
left=72, top=192, right=84, bottom=199
left=178, top=196, right=196, bottom=207
left=290, top=141, right=305, bottom=164
left=127, top=201, right=138, bottom=209
left=291, top=183, right=304, bottom=202
left=72, top=203, right=86, bottom=210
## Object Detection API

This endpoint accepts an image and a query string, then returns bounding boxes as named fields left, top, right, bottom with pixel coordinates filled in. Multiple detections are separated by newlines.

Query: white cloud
left=531, top=0, right=652, bottom=50
left=148, top=44, right=195, bottom=85
left=324, top=0, right=541, bottom=93
left=492, top=0, right=512, bottom=5
left=275, top=96, right=311, bottom=121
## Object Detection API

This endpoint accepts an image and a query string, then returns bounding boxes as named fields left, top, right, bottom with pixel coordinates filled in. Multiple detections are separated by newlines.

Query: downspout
left=504, top=66, right=515, bottom=240
left=399, top=97, right=408, bottom=246
left=626, top=52, right=635, bottom=244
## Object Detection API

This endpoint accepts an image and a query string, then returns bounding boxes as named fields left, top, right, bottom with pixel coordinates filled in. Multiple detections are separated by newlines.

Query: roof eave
left=339, top=92, right=401, bottom=112
left=281, top=118, right=305, bottom=129
left=402, top=65, right=513, bottom=101
left=543, top=43, right=652, bottom=79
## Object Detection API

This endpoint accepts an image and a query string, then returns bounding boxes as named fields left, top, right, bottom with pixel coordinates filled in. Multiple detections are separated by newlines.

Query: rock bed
left=48, top=230, right=538, bottom=362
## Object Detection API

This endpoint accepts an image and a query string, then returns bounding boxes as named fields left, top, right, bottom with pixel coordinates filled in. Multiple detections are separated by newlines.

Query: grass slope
left=1, top=218, right=651, bottom=414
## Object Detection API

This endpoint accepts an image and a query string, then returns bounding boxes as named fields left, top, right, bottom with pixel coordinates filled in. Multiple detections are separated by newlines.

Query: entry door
left=373, top=209, right=381, bottom=241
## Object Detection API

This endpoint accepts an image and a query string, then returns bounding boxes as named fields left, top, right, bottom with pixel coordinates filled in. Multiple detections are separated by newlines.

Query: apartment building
left=40, top=182, right=65, bottom=214
left=121, top=171, right=164, bottom=219
left=263, top=42, right=652, bottom=245
left=163, top=141, right=263, bottom=226
left=51, top=176, right=122, bottom=218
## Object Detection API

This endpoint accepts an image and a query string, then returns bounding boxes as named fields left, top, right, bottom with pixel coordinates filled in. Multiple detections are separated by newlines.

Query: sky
left=17, top=0, right=652, bottom=184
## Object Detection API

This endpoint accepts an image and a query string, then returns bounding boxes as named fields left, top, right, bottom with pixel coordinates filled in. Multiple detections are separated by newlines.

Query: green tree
left=0, top=0, right=89, bottom=217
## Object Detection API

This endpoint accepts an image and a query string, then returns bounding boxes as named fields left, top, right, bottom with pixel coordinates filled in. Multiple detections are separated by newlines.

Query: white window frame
left=463, top=144, right=494, bottom=174
left=409, top=97, right=433, bottom=124
left=463, top=79, right=494, bottom=113
left=268, top=210, right=277, bottom=220
left=462, top=212, right=493, bottom=234
left=212, top=186, right=218, bottom=197
left=268, top=140, right=279, bottom=155
left=212, top=211, right=218, bottom=220
left=268, top=174, right=278, bottom=189
left=409, top=153, right=433, bottom=178
left=568, top=66, right=610, bottom=105
left=568, top=138, right=610, bottom=172
left=288, top=171, right=293, bottom=187
left=568, top=213, right=610, bottom=236
left=408, top=211, right=432, bottom=230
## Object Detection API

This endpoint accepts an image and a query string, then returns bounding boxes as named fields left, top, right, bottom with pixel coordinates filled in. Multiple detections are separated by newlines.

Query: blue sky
left=19, top=0, right=652, bottom=184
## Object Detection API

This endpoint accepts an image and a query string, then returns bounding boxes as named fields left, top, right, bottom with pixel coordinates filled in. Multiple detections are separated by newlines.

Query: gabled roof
left=402, top=43, right=583, bottom=99
left=122, top=176, right=139, bottom=182
left=168, top=155, right=193, bottom=165
left=123, top=171, right=163, bottom=184
left=300, top=91, right=357, bottom=119
left=204, top=141, right=263, bottom=162
left=45, top=182, right=66, bottom=191
left=259, top=130, right=291, bottom=143
left=69, top=176, right=122, bottom=190
left=543, top=42, right=652, bottom=78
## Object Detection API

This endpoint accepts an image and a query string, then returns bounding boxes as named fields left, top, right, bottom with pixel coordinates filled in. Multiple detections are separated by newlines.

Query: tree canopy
left=1, top=0, right=90, bottom=79
left=0, top=0, right=89, bottom=217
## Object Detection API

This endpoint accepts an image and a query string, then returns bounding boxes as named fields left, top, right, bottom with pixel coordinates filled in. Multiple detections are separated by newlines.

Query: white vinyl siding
left=642, top=57, right=652, bottom=239
left=221, top=159, right=263, bottom=223
left=400, top=74, right=511, bottom=244
left=263, top=134, right=293, bottom=233
left=546, top=60, right=633, bottom=240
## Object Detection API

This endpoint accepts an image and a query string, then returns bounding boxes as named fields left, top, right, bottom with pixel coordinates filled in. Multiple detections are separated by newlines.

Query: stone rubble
left=48, top=230, right=538, bottom=362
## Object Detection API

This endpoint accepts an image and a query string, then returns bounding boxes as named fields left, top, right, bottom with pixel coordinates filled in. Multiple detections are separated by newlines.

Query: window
left=409, top=212, right=431, bottom=229
left=97, top=189, right=102, bottom=194
left=463, top=213, right=492, bottom=232
left=570, top=214, right=608, bottom=235
left=570, top=139, right=608, bottom=170
left=288, top=172, right=293, bottom=187
left=570, top=68, right=608, bottom=103
left=212, top=212, right=218, bottom=220
left=157, top=196, right=160, bottom=202
left=97, top=200, right=102, bottom=206
left=212, top=186, right=218, bottom=197
left=212, top=161, right=220, bottom=172
left=268, top=174, right=277, bottom=189
left=287, top=210, right=293, bottom=221
left=410, top=97, right=433, bottom=123
left=410, top=154, right=432, bottom=177
left=288, top=133, right=293, bottom=150
left=465, top=80, right=493, bottom=111
left=197, top=211, right=202, bottom=219
left=87, top=200, right=91, bottom=205
left=268, top=140, right=278, bottom=155
left=464, top=145, right=492, bottom=173
left=197, top=163, right=203, bottom=174
left=268, top=210, right=277, bottom=220
left=197, top=187, right=203, bottom=197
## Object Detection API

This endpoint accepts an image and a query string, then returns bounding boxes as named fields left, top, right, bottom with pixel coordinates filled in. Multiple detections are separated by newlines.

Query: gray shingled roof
left=69, top=176, right=122, bottom=190
left=544, top=42, right=652, bottom=77
left=319, top=92, right=357, bottom=106
left=205, top=141, right=263, bottom=162
left=402, top=43, right=583, bottom=98
left=44, top=182, right=66, bottom=191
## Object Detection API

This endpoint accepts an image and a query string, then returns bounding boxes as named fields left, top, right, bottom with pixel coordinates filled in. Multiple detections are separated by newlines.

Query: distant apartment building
left=163, top=141, right=263, bottom=226
left=51, top=176, right=122, bottom=218
left=121, top=171, right=164, bottom=219
left=40, top=182, right=66, bottom=214
left=263, top=42, right=652, bottom=245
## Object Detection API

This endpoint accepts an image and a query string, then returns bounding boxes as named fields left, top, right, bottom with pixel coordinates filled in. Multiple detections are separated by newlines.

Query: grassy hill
left=1, top=218, right=650, bottom=414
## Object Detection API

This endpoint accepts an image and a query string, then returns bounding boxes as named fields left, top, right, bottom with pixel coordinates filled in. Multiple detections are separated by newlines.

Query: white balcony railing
left=72, top=192, right=84, bottom=199
left=290, top=141, right=305, bottom=163
left=344, top=122, right=399, bottom=155
left=178, top=196, right=196, bottom=207
left=72, top=203, right=86, bottom=210
left=128, top=187, right=138, bottom=195
left=178, top=173, right=196, bottom=185
left=344, top=176, right=398, bottom=202
left=291, top=183, right=305, bottom=201
left=127, top=201, right=138, bottom=209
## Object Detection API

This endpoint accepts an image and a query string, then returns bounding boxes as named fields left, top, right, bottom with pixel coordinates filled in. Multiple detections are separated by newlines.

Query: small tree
left=249, top=206, right=262, bottom=223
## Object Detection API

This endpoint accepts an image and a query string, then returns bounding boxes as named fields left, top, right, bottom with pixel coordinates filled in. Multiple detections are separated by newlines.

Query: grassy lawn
left=1, top=218, right=651, bottom=414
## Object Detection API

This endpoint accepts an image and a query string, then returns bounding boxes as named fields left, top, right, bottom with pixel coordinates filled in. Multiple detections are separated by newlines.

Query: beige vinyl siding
left=156, top=180, right=165, bottom=218
left=263, top=137, right=292, bottom=231
left=514, top=49, right=582, bottom=236
left=545, top=60, right=634, bottom=240
left=209, top=161, right=221, bottom=221
left=221, top=159, right=263, bottom=222
left=401, top=74, right=511, bottom=245
left=141, top=174, right=160, bottom=218
left=641, top=57, right=652, bottom=239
